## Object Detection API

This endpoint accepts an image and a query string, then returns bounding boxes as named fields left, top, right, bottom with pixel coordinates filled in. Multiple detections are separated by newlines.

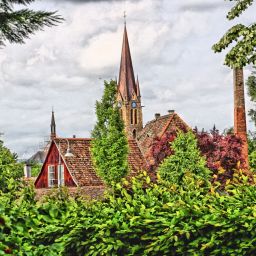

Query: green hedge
left=1, top=174, right=255, bottom=256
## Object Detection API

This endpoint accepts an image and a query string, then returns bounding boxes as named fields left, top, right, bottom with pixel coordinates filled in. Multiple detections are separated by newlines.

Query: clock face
left=117, top=101, right=122, bottom=108
left=132, top=101, right=137, bottom=108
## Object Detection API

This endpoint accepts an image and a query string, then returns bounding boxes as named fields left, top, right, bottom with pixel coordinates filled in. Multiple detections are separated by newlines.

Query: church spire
left=136, top=75, right=141, bottom=98
left=117, top=24, right=143, bottom=139
left=50, top=110, right=56, bottom=140
left=118, top=24, right=137, bottom=101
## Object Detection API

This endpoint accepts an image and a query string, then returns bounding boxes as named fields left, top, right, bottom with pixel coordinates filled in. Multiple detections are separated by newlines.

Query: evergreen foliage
left=212, top=0, right=256, bottom=68
left=91, top=80, right=128, bottom=186
left=0, top=0, right=63, bottom=46
left=158, top=131, right=211, bottom=187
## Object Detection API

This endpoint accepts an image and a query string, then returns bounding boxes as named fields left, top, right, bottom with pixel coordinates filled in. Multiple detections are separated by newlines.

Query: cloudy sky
left=0, top=0, right=255, bottom=158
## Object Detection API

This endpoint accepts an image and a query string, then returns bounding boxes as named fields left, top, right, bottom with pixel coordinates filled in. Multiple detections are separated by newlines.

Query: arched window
left=135, top=109, right=138, bottom=125
left=131, top=109, right=133, bottom=124
left=133, top=129, right=137, bottom=139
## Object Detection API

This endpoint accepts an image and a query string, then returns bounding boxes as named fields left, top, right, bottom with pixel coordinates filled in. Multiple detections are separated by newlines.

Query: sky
left=0, top=0, right=255, bottom=158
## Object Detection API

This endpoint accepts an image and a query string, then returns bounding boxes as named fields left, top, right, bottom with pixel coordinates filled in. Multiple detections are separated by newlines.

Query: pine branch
left=0, top=9, right=63, bottom=45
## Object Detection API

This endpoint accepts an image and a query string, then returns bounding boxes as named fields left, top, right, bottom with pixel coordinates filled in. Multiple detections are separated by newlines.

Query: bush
left=158, top=131, right=211, bottom=187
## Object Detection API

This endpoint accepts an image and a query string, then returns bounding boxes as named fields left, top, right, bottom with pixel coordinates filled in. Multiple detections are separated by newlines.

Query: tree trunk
left=233, top=68, right=249, bottom=168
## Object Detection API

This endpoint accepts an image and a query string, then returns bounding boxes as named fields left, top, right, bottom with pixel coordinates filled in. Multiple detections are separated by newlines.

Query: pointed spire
left=118, top=24, right=136, bottom=101
left=136, top=74, right=141, bottom=98
left=50, top=109, right=56, bottom=140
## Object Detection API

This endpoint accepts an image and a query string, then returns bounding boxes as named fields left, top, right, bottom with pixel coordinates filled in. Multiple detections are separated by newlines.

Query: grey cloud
left=180, top=2, right=225, bottom=12
left=0, top=0, right=254, bottom=157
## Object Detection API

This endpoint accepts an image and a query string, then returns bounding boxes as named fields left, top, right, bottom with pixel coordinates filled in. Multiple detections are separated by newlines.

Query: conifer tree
left=0, top=0, right=63, bottom=46
left=91, top=80, right=128, bottom=186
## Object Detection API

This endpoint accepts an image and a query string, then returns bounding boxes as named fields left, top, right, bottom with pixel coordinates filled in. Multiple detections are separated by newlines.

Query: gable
left=34, top=142, right=76, bottom=188
left=137, top=113, right=190, bottom=156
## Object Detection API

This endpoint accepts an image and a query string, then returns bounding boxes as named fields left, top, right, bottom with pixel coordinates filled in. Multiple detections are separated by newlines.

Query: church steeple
left=117, top=24, right=143, bottom=139
left=118, top=24, right=137, bottom=101
left=50, top=110, right=56, bottom=140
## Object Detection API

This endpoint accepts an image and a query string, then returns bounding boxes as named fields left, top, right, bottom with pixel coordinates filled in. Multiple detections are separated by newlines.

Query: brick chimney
left=233, top=68, right=249, bottom=167
left=155, top=113, right=161, bottom=119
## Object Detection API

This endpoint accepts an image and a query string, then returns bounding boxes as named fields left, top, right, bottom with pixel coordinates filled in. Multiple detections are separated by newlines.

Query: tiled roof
left=137, top=113, right=190, bottom=156
left=53, top=138, right=146, bottom=187
left=54, top=138, right=102, bottom=187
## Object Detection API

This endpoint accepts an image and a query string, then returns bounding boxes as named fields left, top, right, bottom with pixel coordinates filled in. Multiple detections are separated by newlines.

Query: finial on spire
left=123, top=11, right=126, bottom=25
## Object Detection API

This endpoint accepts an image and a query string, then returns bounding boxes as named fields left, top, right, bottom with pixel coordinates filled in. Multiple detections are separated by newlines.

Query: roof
left=27, top=150, right=46, bottom=164
left=54, top=138, right=102, bottom=187
left=137, top=113, right=190, bottom=156
left=43, top=138, right=146, bottom=187
left=118, top=25, right=137, bottom=101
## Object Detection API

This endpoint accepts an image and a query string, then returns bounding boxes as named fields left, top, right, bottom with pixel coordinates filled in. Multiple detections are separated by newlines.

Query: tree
left=0, top=0, right=63, bottom=46
left=246, top=68, right=256, bottom=171
left=196, top=127, right=245, bottom=184
left=212, top=0, right=255, bottom=68
left=149, top=126, right=245, bottom=185
left=212, top=0, right=253, bottom=168
left=158, top=131, right=211, bottom=187
left=91, top=80, right=129, bottom=186
left=0, top=140, right=23, bottom=193
left=247, top=67, right=256, bottom=126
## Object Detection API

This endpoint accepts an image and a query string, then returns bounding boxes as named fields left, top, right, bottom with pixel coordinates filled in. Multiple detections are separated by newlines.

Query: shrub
left=158, top=131, right=211, bottom=187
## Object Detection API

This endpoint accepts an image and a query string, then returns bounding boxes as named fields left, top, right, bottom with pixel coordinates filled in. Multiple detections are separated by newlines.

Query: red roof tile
left=52, top=138, right=146, bottom=187
left=137, top=113, right=190, bottom=156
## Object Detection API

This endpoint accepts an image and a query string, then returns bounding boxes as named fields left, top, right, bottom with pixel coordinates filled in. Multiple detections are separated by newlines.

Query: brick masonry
left=233, top=68, right=249, bottom=167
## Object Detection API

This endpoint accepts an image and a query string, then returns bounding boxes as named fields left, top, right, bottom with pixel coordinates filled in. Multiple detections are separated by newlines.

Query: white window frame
left=48, top=165, right=55, bottom=188
left=58, top=164, right=65, bottom=187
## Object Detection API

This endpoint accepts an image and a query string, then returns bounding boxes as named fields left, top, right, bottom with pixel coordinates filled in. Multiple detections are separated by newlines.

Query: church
left=34, top=24, right=188, bottom=192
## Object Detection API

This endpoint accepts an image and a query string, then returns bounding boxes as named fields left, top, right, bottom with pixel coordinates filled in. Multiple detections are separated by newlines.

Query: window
left=134, top=109, right=138, bottom=124
left=48, top=165, right=55, bottom=188
left=131, top=109, right=134, bottom=124
left=133, top=129, right=137, bottom=139
left=58, top=165, right=65, bottom=187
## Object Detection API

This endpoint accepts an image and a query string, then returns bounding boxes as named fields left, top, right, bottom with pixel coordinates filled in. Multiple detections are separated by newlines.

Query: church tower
left=117, top=24, right=143, bottom=139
